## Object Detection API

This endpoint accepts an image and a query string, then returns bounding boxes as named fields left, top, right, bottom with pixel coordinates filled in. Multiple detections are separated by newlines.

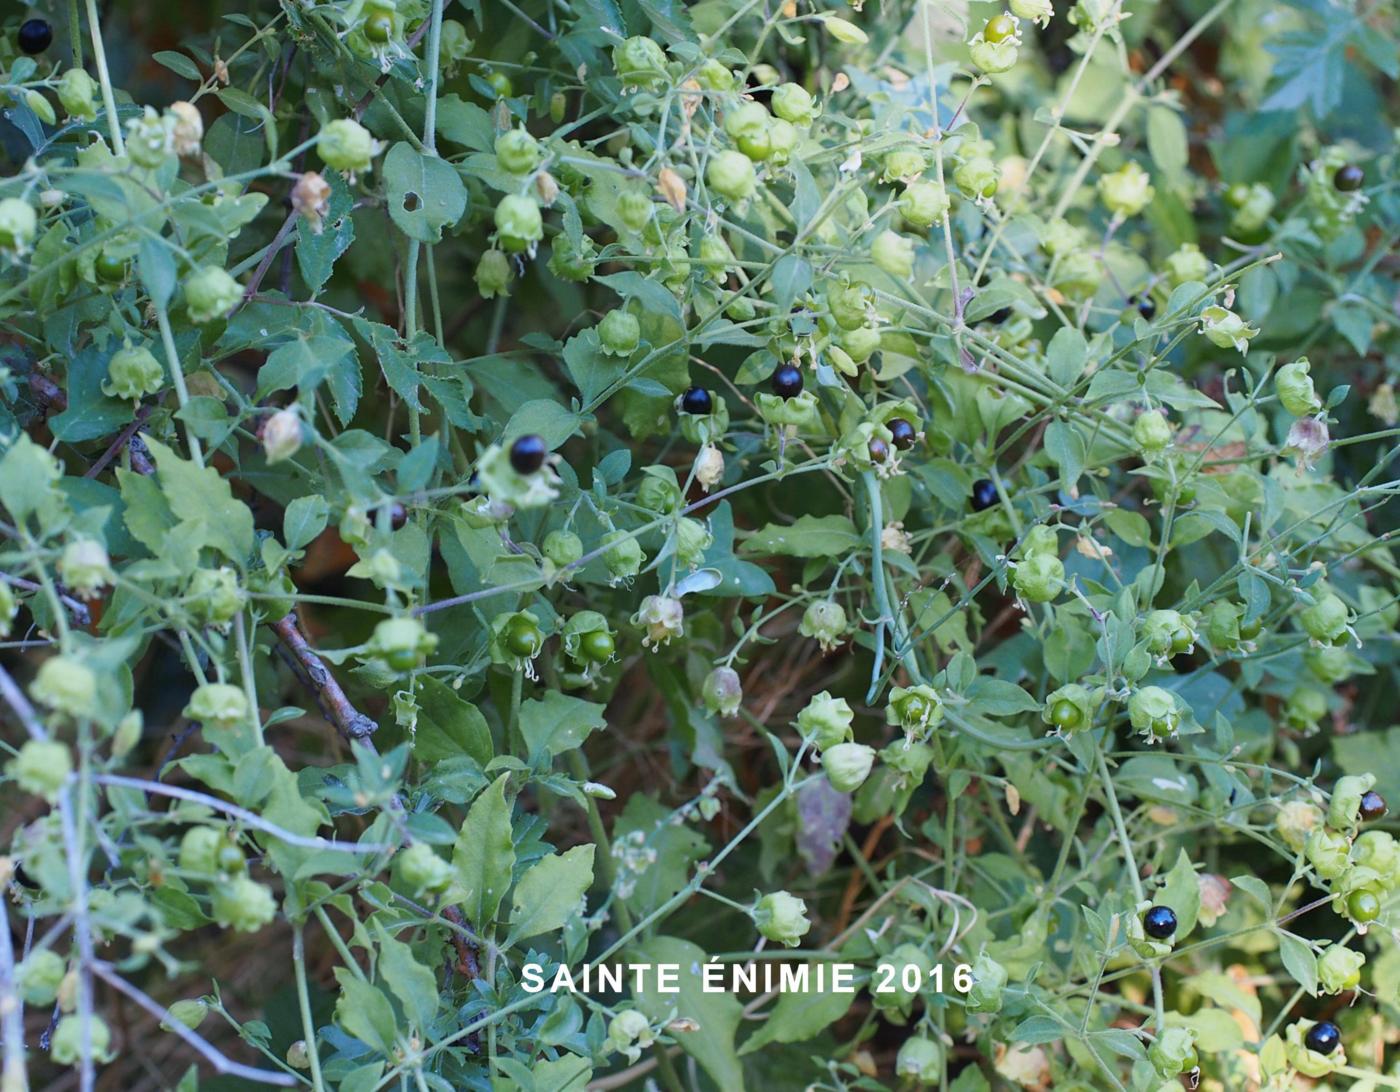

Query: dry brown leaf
left=657, top=167, right=687, bottom=213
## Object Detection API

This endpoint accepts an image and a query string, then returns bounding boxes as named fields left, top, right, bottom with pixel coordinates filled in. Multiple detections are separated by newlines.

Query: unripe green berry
left=7, top=739, right=72, bottom=802
left=752, top=890, right=810, bottom=947
left=317, top=118, right=378, bottom=174
left=822, top=742, right=876, bottom=792
left=210, top=876, right=277, bottom=932
left=494, top=195, right=543, bottom=252
left=184, top=266, right=242, bottom=324
left=495, top=129, right=542, bottom=175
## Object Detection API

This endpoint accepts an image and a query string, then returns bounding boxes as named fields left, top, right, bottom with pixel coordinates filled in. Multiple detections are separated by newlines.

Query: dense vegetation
left=1, top=0, right=1398, bottom=1088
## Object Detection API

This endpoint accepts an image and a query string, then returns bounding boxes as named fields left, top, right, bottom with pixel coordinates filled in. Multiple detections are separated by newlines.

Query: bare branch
left=93, top=774, right=400, bottom=855
left=0, top=573, right=91, bottom=627
left=0, top=898, right=29, bottom=1092
left=0, top=661, right=47, bottom=741
left=270, top=613, right=379, bottom=741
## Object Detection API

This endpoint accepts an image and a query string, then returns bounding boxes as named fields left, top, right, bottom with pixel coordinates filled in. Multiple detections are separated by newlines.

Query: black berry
left=680, top=386, right=713, bottom=415
left=17, top=18, right=52, bottom=55
left=1142, top=904, right=1177, bottom=939
left=771, top=363, right=803, bottom=399
left=986, top=306, right=1012, bottom=325
left=888, top=417, right=917, bottom=450
left=1134, top=296, right=1156, bottom=320
left=386, top=502, right=408, bottom=530
left=1334, top=164, right=1364, bottom=193
left=1303, top=1020, right=1341, bottom=1055
left=509, top=434, right=546, bottom=474
left=1359, top=790, right=1387, bottom=822
left=970, top=478, right=998, bottom=512
left=867, top=438, right=889, bottom=464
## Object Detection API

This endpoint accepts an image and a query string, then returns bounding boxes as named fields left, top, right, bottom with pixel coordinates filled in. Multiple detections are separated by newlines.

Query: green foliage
left=1, top=0, right=1399, bottom=1089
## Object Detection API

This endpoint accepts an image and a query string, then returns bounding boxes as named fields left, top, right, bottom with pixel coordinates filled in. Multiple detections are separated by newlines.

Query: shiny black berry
left=1304, top=1020, right=1341, bottom=1055
left=970, top=478, right=998, bottom=512
left=18, top=18, right=52, bottom=54
left=771, top=363, right=803, bottom=399
left=509, top=433, right=546, bottom=474
left=986, top=306, right=1012, bottom=325
left=1359, top=790, right=1387, bottom=822
left=867, top=438, right=889, bottom=464
left=680, top=386, right=713, bottom=415
left=1334, top=164, right=1364, bottom=193
left=888, top=417, right=917, bottom=451
left=1142, top=905, right=1178, bottom=939
left=1134, top=296, right=1156, bottom=320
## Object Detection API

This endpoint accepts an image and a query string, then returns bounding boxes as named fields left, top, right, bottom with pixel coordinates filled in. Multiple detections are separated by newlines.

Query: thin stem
left=93, top=774, right=400, bottom=854
left=293, top=927, right=327, bottom=1091
left=83, top=0, right=124, bottom=155
left=155, top=304, right=204, bottom=467
left=93, top=961, right=297, bottom=1086
left=0, top=894, right=28, bottom=1092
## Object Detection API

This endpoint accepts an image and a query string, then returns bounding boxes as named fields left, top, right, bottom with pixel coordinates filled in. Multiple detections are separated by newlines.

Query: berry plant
left=1, top=0, right=1399, bottom=1089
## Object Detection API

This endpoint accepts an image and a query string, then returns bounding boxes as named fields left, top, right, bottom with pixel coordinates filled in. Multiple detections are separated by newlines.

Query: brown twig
left=28, top=371, right=67, bottom=412
left=440, top=906, right=480, bottom=980
left=0, top=573, right=91, bottom=627
left=270, top=612, right=378, bottom=741
left=834, top=813, right=894, bottom=935
left=240, top=211, right=299, bottom=307
left=85, top=404, right=155, bottom=479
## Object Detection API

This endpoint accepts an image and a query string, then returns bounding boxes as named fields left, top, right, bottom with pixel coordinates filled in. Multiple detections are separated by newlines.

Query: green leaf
left=376, top=925, right=440, bottom=1031
left=503, top=399, right=582, bottom=450
left=435, top=95, right=495, bottom=151
left=215, top=87, right=277, bottom=161
left=1105, top=509, right=1152, bottom=548
left=506, top=844, right=595, bottom=945
left=520, top=691, right=606, bottom=761
left=413, top=676, right=493, bottom=765
left=738, top=966, right=856, bottom=1054
left=452, top=773, right=515, bottom=928
left=144, top=437, right=254, bottom=563
left=631, top=936, right=745, bottom=1091
left=964, top=677, right=1039, bottom=716
left=1332, top=301, right=1372, bottom=356
left=1043, top=421, right=1086, bottom=489
left=1166, top=1006, right=1243, bottom=1052
left=1182, top=970, right=1262, bottom=1026
left=1147, top=105, right=1189, bottom=189
left=1011, top=1015, right=1066, bottom=1045
left=637, top=0, right=695, bottom=42
left=1155, top=849, right=1201, bottom=938
left=152, top=50, right=201, bottom=80
left=0, top=433, right=62, bottom=524
left=297, top=170, right=356, bottom=297
left=138, top=235, right=177, bottom=310
left=333, top=971, right=398, bottom=1056
left=384, top=143, right=469, bottom=244
left=257, top=333, right=354, bottom=400
left=283, top=495, right=329, bottom=550
left=741, top=514, right=860, bottom=559
left=1230, top=874, right=1272, bottom=909
left=50, top=343, right=133, bottom=445
left=1277, top=931, right=1318, bottom=996
left=1045, top=326, right=1087, bottom=387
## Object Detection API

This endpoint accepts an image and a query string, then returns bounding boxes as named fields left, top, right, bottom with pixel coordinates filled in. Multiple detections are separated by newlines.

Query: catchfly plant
left=0, top=0, right=1397, bottom=1089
